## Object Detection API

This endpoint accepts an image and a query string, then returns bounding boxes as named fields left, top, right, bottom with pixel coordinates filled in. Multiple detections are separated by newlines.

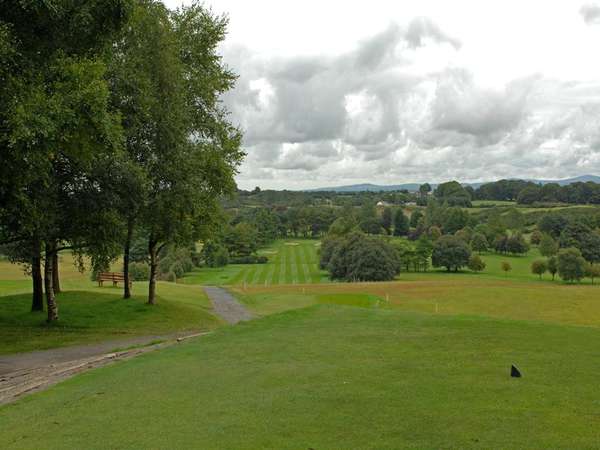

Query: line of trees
left=0, top=0, right=243, bottom=321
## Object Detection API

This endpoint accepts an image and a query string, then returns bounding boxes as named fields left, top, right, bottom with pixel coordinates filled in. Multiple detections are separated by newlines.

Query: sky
left=164, top=0, right=600, bottom=190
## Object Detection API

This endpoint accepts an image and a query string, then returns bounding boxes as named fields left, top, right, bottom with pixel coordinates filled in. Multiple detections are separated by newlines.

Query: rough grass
left=180, top=239, right=327, bottom=286
left=234, top=279, right=600, bottom=326
left=2, top=305, right=600, bottom=449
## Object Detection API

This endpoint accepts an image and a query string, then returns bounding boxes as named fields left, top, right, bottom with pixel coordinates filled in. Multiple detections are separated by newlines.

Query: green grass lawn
left=3, top=305, right=600, bottom=449
left=0, top=255, right=221, bottom=354
left=180, top=239, right=327, bottom=286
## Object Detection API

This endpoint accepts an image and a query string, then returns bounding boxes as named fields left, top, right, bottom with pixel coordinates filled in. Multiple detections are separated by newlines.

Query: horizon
left=164, top=0, right=600, bottom=190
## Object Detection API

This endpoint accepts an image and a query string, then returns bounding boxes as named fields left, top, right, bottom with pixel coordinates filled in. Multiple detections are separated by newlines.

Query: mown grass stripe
left=295, top=244, right=307, bottom=283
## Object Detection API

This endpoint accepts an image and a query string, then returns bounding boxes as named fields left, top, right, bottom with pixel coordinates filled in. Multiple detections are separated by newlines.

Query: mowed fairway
left=3, top=305, right=600, bottom=449
left=181, top=239, right=326, bottom=286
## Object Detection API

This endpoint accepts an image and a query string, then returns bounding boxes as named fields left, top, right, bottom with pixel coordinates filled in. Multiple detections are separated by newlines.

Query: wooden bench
left=97, top=272, right=132, bottom=288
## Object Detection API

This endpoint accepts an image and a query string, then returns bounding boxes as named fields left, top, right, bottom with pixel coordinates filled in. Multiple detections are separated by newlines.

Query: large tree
left=0, top=0, right=131, bottom=320
left=107, top=0, right=243, bottom=304
left=431, top=235, right=471, bottom=272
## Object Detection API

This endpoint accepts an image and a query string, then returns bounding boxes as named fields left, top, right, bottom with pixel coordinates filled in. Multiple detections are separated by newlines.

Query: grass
left=180, top=239, right=327, bottom=286
left=234, top=279, right=600, bottom=326
left=3, top=305, right=600, bottom=448
left=0, top=255, right=221, bottom=355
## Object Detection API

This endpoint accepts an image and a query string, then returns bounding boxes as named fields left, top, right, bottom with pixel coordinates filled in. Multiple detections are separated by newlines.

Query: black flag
left=511, top=365, right=521, bottom=378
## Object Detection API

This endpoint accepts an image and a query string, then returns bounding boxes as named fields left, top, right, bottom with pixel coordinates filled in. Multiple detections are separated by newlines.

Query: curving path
left=204, top=286, right=253, bottom=324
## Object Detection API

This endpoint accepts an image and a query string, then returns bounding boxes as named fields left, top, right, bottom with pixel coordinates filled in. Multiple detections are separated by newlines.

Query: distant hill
left=310, top=175, right=600, bottom=192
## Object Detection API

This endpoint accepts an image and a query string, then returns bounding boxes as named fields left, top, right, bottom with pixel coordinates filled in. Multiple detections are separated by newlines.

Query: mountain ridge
left=309, top=175, right=600, bottom=192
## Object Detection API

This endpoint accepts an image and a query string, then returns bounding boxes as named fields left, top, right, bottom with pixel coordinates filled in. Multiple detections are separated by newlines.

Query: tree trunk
left=148, top=240, right=158, bottom=305
left=123, top=219, right=133, bottom=299
left=52, top=252, right=61, bottom=294
left=31, top=251, right=44, bottom=312
left=44, top=243, right=58, bottom=322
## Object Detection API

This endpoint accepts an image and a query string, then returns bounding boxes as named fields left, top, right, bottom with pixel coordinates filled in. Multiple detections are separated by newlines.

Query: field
left=181, top=239, right=327, bottom=286
left=3, top=304, right=600, bottom=448
left=0, top=254, right=220, bottom=354
left=3, top=238, right=600, bottom=448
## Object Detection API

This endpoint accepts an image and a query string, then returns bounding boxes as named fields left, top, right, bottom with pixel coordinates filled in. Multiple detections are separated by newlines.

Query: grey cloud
left=221, top=20, right=600, bottom=189
left=427, top=70, right=536, bottom=144
left=580, top=3, right=600, bottom=24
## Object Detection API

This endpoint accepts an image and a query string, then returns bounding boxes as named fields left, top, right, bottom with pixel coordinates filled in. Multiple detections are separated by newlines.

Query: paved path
left=0, top=333, right=192, bottom=376
left=204, top=286, right=253, bottom=324
left=0, top=332, right=206, bottom=405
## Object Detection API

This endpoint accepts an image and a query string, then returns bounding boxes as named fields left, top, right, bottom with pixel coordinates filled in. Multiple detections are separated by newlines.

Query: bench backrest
left=97, top=272, right=126, bottom=281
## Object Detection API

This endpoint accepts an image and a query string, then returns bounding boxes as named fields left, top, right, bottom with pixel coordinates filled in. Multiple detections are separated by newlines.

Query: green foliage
left=530, top=230, right=543, bottom=245
left=538, top=214, right=568, bottom=239
left=222, top=223, right=258, bottom=258
left=202, top=241, right=229, bottom=268
left=393, top=209, right=409, bottom=236
left=493, top=233, right=529, bottom=255
left=359, top=217, right=384, bottom=235
left=531, top=260, right=547, bottom=279
left=409, top=210, right=424, bottom=228
left=327, top=232, right=400, bottom=282
left=547, top=256, right=558, bottom=280
left=434, top=181, right=472, bottom=207
left=558, top=247, right=587, bottom=283
left=500, top=261, right=512, bottom=275
left=431, top=235, right=471, bottom=272
left=381, top=208, right=393, bottom=234
left=468, top=254, right=486, bottom=272
left=470, top=232, right=488, bottom=253
left=584, top=263, right=600, bottom=284
left=539, top=234, right=559, bottom=257
left=442, top=208, right=470, bottom=234
left=128, top=262, right=150, bottom=281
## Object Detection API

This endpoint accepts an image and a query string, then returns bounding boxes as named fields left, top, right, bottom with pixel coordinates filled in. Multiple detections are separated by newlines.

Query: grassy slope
left=0, top=256, right=220, bottom=354
left=2, top=305, right=600, bottom=449
left=180, top=239, right=327, bottom=286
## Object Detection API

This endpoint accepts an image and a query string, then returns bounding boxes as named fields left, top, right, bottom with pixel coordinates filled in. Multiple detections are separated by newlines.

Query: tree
left=585, top=263, right=600, bottom=285
left=538, top=214, right=568, bottom=239
left=558, top=247, right=586, bottom=283
left=547, top=256, right=558, bottom=281
left=328, top=232, right=400, bottom=282
left=501, top=261, right=512, bottom=276
left=516, top=185, right=542, bottom=204
left=531, top=260, right=547, bottom=279
left=223, top=223, right=258, bottom=258
left=392, top=240, right=416, bottom=272
left=360, top=217, right=384, bottom=235
left=410, top=210, right=424, bottom=228
left=415, top=235, right=433, bottom=271
left=506, top=233, right=529, bottom=255
left=468, top=254, right=486, bottom=272
left=381, top=208, right=393, bottom=234
left=0, top=0, right=132, bottom=320
left=393, top=209, right=409, bottom=236
left=428, top=226, right=442, bottom=241
left=539, top=234, right=558, bottom=257
left=530, top=230, right=543, bottom=245
left=434, top=181, right=472, bottom=207
left=454, top=227, right=472, bottom=243
left=442, top=208, right=470, bottom=234
left=431, top=235, right=471, bottom=272
left=202, top=240, right=229, bottom=267
left=108, top=1, right=244, bottom=304
left=471, top=233, right=488, bottom=253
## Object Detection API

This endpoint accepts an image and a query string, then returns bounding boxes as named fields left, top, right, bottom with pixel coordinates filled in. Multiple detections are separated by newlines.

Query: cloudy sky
left=164, top=0, right=600, bottom=190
